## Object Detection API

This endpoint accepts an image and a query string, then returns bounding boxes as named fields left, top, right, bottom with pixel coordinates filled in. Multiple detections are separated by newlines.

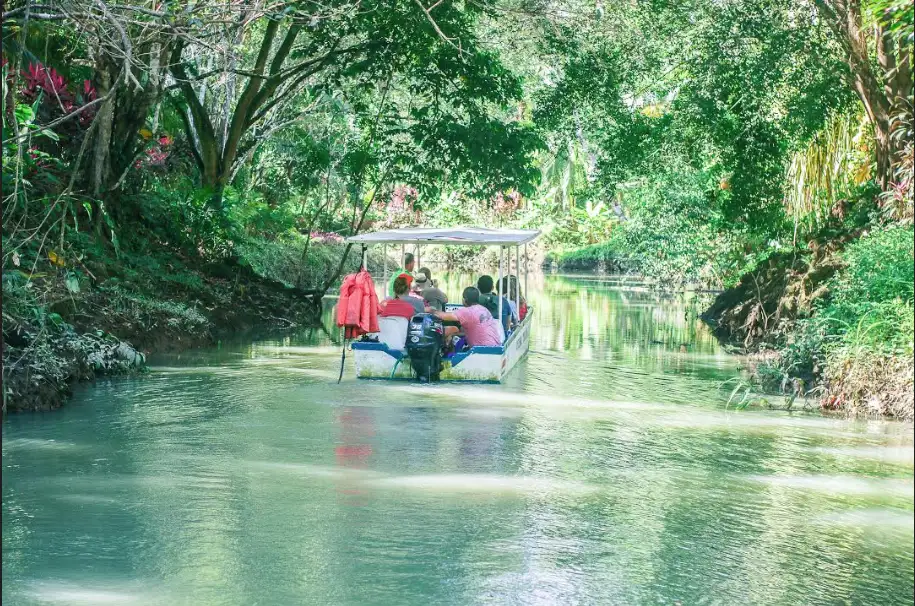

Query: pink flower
left=308, top=231, right=343, bottom=243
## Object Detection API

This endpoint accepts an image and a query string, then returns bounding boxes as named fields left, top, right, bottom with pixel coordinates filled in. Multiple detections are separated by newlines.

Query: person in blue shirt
left=476, top=275, right=513, bottom=336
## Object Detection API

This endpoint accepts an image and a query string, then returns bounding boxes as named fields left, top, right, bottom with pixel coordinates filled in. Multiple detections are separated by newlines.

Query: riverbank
left=702, top=224, right=914, bottom=421
left=2, top=238, right=376, bottom=413
left=547, top=221, right=914, bottom=421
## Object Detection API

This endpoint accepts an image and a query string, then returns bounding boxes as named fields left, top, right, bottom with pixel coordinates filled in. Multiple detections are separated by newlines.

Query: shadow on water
left=3, top=272, right=913, bottom=605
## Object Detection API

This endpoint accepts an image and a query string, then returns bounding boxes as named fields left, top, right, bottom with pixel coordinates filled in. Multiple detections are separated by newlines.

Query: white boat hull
left=352, top=313, right=532, bottom=382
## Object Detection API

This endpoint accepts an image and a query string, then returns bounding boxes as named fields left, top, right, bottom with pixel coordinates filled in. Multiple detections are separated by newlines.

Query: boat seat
left=377, top=316, right=408, bottom=350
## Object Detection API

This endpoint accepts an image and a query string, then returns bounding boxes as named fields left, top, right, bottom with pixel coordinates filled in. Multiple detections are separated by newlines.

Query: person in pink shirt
left=428, top=286, right=502, bottom=348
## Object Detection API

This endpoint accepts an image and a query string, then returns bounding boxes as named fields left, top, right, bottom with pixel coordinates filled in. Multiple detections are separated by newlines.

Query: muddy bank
left=2, top=257, right=326, bottom=414
left=700, top=237, right=913, bottom=421
left=700, top=249, right=841, bottom=350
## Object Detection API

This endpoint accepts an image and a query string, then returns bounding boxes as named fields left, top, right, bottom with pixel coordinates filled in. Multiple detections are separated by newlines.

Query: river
left=3, top=272, right=913, bottom=605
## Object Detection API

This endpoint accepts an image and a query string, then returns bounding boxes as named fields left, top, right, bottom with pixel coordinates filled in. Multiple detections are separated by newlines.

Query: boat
left=346, top=227, right=540, bottom=382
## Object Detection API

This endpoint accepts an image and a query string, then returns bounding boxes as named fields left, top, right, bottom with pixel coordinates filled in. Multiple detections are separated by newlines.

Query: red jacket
left=337, top=270, right=380, bottom=337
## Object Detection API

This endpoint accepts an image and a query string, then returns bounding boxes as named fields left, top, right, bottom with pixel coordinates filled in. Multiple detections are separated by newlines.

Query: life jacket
left=337, top=269, right=380, bottom=338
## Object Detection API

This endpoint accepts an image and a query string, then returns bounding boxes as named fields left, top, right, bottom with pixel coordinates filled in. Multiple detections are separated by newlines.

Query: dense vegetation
left=2, top=0, right=912, bottom=416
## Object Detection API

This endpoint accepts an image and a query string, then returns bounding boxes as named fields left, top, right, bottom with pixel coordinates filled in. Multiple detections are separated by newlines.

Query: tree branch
left=228, top=95, right=323, bottom=183
left=413, top=0, right=462, bottom=53
left=218, top=17, right=281, bottom=185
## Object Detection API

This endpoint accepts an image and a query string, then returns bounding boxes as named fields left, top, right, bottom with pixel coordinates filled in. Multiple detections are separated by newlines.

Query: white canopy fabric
left=346, top=227, right=540, bottom=246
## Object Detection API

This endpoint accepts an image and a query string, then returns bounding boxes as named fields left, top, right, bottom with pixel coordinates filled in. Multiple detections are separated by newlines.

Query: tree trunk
left=814, top=0, right=910, bottom=190
left=109, top=48, right=170, bottom=189
left=91, top=66, right=114, bottom=196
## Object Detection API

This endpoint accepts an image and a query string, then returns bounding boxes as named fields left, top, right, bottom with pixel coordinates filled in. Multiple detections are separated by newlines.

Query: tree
left=813, top=0, right=913, bottom=189
left=167, top=0, right=539, bottom=208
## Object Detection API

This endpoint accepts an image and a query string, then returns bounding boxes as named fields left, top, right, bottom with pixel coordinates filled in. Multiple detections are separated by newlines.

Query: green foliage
left=611, top=170, right=745, bottom=287
left=99, top=284, right=209, bottom=332
left=784, top=112, right=876, bottom=236
left=2, top=273, right=146, bottom=412
left=234, top=235, right=384, bottom=290
left=546, top=240, right=626, bottom=271
left=818, top=225, right=915, bottom=354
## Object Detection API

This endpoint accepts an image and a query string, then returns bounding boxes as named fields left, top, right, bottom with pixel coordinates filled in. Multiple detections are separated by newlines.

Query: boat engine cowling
left=405, top=313, right=444, bottom=382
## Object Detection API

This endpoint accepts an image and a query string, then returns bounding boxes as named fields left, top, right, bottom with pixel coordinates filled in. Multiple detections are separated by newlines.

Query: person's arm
left=429, top=308, right=459, bottom=323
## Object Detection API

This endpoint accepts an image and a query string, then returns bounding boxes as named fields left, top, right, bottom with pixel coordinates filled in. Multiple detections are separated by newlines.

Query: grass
left=744, top=224, right=914, bottom=419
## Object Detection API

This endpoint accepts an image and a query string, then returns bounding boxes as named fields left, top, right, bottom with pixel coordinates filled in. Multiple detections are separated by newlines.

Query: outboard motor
left=405, top=313, right=444, bottom=382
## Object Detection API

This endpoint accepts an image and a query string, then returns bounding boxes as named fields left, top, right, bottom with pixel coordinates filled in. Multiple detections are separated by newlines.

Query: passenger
left=414, top=268, right=448, bottom=311
left=407, top=276, right=427, bottom=307
left=387, top=252, right=415, bottom=298
left=399, top=273, right=426, bottom=314
left=380, top=276, right=423, bottom=319
left=476, top=275, right=512, bottom=336
left=499, top=275, right=526, bottom=322
left=428, top=286, right=502, bottom=348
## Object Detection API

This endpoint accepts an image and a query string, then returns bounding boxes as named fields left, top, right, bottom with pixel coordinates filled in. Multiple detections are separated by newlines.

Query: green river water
left=3, top=273, right=913, bottom=605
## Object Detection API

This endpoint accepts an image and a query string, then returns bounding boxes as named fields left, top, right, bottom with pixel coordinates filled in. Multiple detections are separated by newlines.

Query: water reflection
left=2, top=272, right=912, bottom=605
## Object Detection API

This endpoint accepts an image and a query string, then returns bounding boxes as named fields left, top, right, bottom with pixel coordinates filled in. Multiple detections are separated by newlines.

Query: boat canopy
left=346, top=227, right=540, bottom=246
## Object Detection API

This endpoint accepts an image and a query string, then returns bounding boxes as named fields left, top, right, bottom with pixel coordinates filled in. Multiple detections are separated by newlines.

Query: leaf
left=82, top=201, right=93, bottom=218
left=65, top=273, right=81, bottom=294
left=48, top=250, right=66, bottom=267
left=139, top=128, right=153, bottom=139
left=12, top=252, right=20, bottom=267
left=14, top=103, right=34, bottom=124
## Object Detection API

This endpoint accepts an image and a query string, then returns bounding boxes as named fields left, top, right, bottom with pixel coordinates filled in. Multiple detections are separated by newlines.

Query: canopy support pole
left=382, top=244, right=387, bottom=297
left=515, top=245, right=520, bottom=322
left=498, top=246, right=504, bottom=332
left=524, top=243, right=528, bottom=306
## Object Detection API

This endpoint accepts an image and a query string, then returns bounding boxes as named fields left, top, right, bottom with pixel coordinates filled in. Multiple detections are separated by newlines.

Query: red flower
left=24, top=63, right=43, bottom=90
left=41, top=66, right=67, bottom=96
left=144, top=147, right=170, bottom=166
left=82, top=80, right=97, bottom=101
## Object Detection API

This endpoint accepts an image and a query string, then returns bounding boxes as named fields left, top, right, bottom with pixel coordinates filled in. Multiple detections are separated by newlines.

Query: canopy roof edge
left=346, top=227, right=540, bottom=246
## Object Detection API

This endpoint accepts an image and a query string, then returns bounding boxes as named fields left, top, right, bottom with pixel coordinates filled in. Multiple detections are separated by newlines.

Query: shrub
left=545, top=240, right=627, bottom=271
left=235, top=234, right=386, bottom=289
left=819, top=224, right=914, bottom=354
